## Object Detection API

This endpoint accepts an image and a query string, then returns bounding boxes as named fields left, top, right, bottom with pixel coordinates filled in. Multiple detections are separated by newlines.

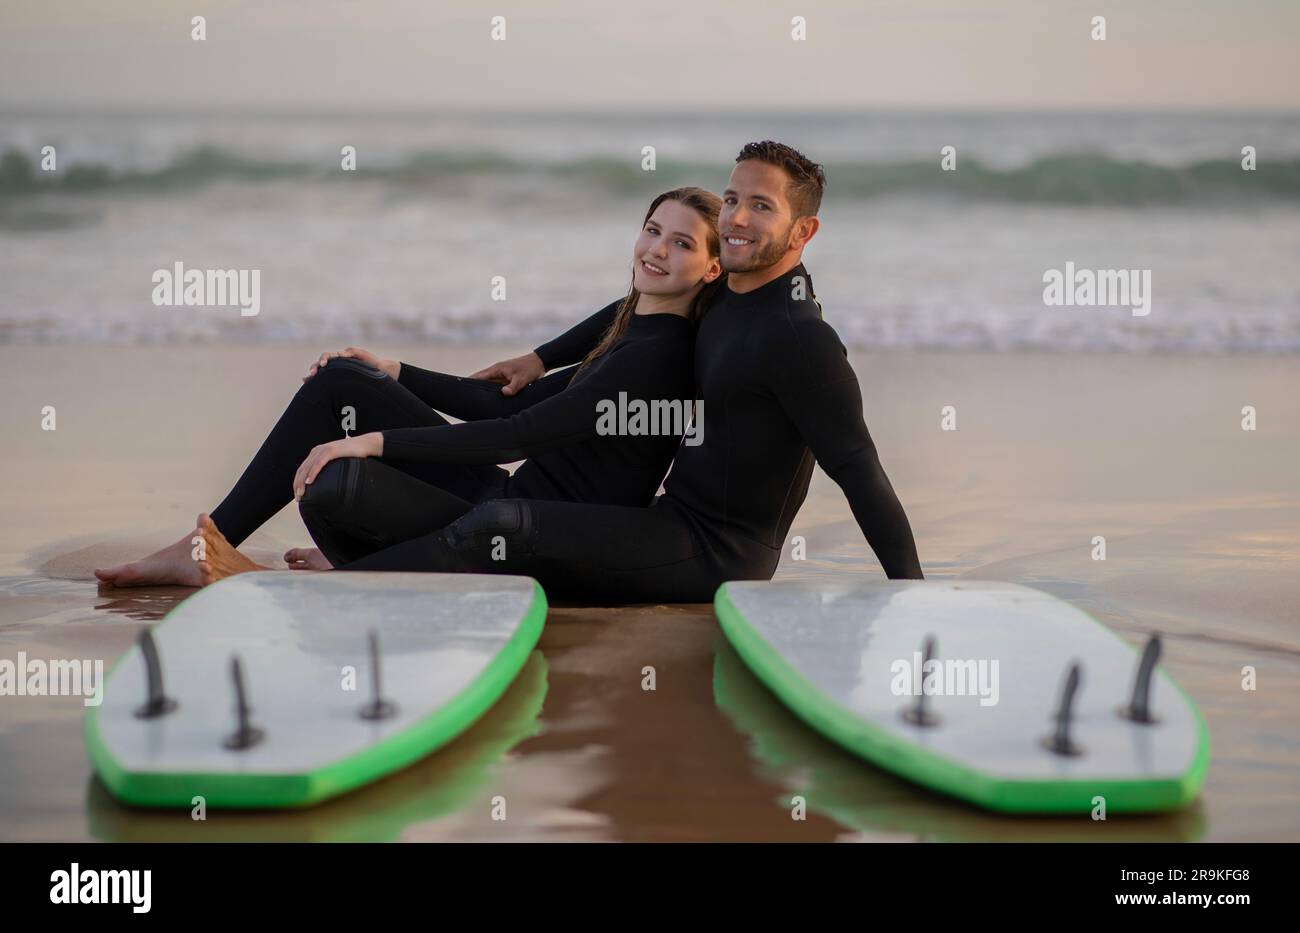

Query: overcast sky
left=2, top=0, right=1296, bottom=111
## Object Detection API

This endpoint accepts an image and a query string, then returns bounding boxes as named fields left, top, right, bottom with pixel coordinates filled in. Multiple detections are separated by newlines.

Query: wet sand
left=1, top=344, right=1297, bottom=841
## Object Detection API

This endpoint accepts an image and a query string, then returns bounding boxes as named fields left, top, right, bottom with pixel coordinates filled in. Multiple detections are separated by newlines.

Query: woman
left=94, top=187, right=724, bottom=586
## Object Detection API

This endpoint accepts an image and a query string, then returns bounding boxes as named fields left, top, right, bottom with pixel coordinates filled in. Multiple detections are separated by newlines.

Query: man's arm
left=771, top=318, right=924, bottom=579
left=468, top=299, right=623, bottom=397
left=532, top=299, right=622, bottom=370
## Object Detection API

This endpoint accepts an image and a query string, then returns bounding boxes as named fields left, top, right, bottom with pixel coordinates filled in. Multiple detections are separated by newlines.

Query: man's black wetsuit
left=338, top=264, right=924, bottom=599
left=209, top=305, right=693, bottom=566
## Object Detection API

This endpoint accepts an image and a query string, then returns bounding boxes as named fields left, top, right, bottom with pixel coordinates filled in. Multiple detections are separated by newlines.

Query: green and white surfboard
left=715, top=579, right=1209, bottom=815
left=87, top=571, right=547, bottom=809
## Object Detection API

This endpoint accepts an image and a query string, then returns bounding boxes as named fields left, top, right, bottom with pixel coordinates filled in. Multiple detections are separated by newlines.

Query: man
left=339, top=140, right=924, bottom=601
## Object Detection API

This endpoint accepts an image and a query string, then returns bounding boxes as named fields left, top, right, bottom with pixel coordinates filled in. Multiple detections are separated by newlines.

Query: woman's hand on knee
left=293, top=433, right=384, bottom=500
left=303, top=347, right=399, bottom=382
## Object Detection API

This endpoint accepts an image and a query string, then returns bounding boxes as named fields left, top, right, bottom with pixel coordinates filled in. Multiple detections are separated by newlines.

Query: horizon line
left=4, top=102, right=1300, bottom=119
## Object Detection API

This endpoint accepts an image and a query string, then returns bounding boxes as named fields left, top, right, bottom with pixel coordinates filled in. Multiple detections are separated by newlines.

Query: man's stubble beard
left=722, top=226, right=792, bottom=274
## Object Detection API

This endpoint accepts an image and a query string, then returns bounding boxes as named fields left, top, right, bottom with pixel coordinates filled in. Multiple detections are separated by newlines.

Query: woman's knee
left=298, top=357, right=389, bottom=404
left=313, top=356, right=388, bottom=384
left=297, top=458, right=361, bottom=521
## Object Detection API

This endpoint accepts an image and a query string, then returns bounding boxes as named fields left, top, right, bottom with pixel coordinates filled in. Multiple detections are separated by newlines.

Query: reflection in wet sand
left=711, top=636, right=1206, bottom=842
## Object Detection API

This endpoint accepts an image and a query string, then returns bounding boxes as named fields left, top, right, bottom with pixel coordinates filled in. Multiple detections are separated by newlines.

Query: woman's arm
left=294, top=326, right=689, bottom=493
left=382, top=324, right=688, bottom=464
left=378, top=374, right=616, bottom=465
left=291, top=382, right=607, bottom=496
left=396, top=365, right=576, bottom=421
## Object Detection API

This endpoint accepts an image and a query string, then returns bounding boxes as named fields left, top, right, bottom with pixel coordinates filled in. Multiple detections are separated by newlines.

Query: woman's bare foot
left=284, top=547, right=333, bottom=571
left=195, top=514, right=269, bottom=586
left=95, top=521, right=209, bottom=588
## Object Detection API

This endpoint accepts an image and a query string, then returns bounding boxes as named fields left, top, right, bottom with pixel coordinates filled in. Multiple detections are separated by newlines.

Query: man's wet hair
left=735, top=140, right=826, bottom=219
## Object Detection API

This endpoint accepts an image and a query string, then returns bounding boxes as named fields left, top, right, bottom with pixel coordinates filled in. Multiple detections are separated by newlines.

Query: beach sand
left=1, top=344, right=1297, bottom=841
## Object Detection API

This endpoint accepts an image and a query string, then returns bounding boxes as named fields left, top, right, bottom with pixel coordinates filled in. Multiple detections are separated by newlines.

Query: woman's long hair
left=571, top=187, right=725, bottom=381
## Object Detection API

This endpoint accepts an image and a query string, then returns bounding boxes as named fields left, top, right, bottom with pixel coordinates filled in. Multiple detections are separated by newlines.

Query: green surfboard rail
left=714, top=582, right=1210, bottom=815
left=86, top=578, right=548, bottom=810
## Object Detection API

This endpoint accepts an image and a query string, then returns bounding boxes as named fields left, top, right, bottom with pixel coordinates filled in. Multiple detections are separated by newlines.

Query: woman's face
left=631, top=199, right=721, bottom=297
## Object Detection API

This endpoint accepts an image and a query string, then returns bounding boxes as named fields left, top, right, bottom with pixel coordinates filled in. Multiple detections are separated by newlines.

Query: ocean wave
left=2, top=146, right=1298, bottom=205
left=3, top=307, right=1296, bottom=353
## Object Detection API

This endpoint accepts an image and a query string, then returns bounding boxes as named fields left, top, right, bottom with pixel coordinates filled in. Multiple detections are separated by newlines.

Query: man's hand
left=303, top=347, right=400, bottom=382
left=292, top=433, right=383, bottom=499
left=470, top=351, right=545, bottom=396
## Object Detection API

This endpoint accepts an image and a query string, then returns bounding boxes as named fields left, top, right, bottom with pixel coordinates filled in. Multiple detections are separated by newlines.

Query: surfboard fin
left=900, top=635, right=941, bottom=727
left=222, top=655, right=266, bottom=750
left=1043, top=661, right=1084, bottom=756
left=1119, top=634, right=1162, bottom=724
left=359, top=630, right=398, bottom=721
left=132, top=627, right=178, bottom=719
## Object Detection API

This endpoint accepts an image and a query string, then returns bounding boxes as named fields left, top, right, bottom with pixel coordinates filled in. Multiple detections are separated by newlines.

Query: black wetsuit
left=338, top=264, right=924, bottom=601
left=208, top=304, right=694, bottom=566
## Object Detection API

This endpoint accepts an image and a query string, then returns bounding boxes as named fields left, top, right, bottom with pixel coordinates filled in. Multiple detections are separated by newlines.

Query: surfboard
left=86, top=571, right=547, bottom=809
left=714, top=579, right=1209, bottom=815
left=86, top=652, right=551, bottom=840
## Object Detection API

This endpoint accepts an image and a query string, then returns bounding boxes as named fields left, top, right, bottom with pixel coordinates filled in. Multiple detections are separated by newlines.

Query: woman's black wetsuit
left=208, top=304, right=694, bottom=566
left=337, top=264, right=924, bottom=601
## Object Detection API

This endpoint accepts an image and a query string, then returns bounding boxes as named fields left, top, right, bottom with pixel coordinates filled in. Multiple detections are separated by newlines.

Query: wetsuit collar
left=628, top=309, right=694, bottom=329
left=722, top=263, right=812, bottom=309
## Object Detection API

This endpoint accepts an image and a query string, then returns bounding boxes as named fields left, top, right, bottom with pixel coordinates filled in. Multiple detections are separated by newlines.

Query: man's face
left=718, top=160, right=797, bottom=274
